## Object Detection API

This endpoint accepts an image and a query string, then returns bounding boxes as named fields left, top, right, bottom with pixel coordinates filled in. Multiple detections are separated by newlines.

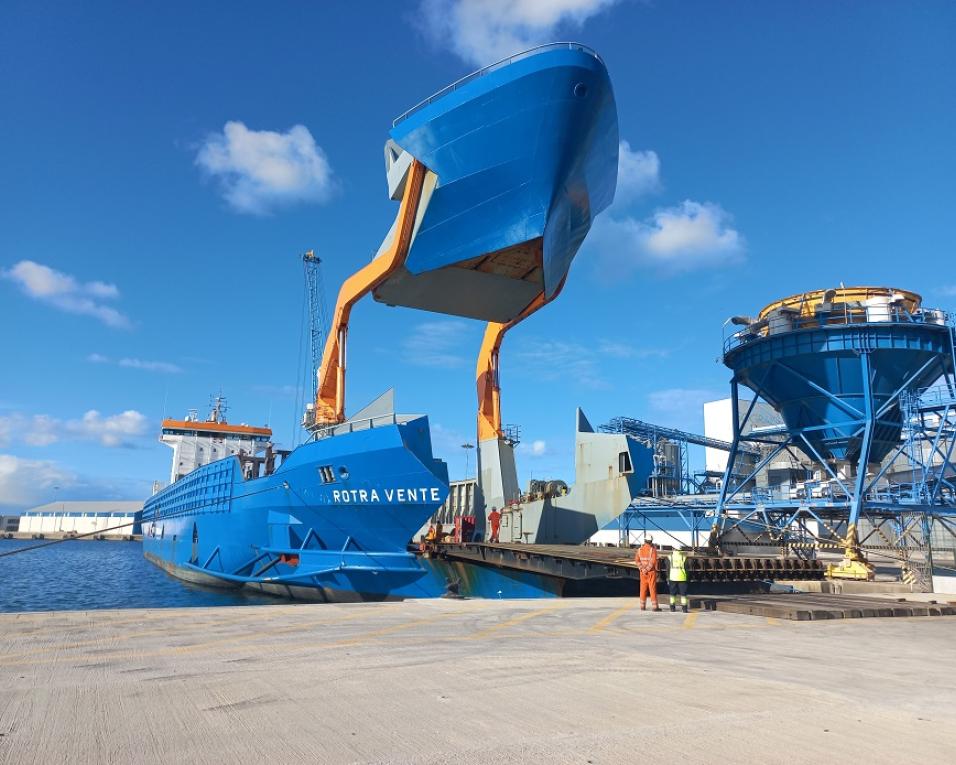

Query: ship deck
left=425, top=542, right=825, bottom=585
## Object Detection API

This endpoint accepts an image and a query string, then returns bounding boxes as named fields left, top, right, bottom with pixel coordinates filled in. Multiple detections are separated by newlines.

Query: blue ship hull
left=375, top=43, right=619, bottom=322
left=143, top=417, right=453, bottom=602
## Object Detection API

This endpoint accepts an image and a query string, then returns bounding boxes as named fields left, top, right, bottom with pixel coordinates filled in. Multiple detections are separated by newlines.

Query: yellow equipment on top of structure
left=757, top=286, right=922, bottom=322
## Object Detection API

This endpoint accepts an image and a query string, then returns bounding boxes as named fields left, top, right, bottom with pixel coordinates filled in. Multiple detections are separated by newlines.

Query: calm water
left=0, top=539, right=280, bottom=613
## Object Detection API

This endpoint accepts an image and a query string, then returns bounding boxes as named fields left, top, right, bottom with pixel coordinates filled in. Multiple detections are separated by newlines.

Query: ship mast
left=302, top=250, right=328, bottom=402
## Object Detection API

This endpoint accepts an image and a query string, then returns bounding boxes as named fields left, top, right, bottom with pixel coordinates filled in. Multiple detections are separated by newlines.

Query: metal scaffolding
left=601, top=417, right=757, bottom=496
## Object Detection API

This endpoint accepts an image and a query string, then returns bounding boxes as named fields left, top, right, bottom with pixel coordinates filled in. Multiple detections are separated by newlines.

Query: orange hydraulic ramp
left=309, top=160, right=427, bottom=428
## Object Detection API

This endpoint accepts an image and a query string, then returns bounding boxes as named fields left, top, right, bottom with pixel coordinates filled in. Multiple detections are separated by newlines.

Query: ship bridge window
left=318, top=465, right=335, bottom=484
left=618, top=451, right=633, bottom=475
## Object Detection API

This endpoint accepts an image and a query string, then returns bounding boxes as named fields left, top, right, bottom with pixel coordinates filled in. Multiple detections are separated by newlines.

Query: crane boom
left=476, top=273, right=566, bottom=441
left=308, top=159, right=427, bottom=430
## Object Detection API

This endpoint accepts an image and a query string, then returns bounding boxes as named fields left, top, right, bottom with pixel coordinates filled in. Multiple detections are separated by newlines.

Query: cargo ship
left=142, top=43, right=619, bottom=601
left=142, top=393, right=450, bottom=601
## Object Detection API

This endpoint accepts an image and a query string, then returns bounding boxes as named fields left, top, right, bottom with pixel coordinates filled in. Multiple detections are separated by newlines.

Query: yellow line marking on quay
left=681, top=612, right=698, bottom=629
left=468, top=603, right=566, bottom=640
left=589, top=599, right=641, bottom=633
left=326, top=611, right=468, bottom=648
left=0, top=607, right=401, bottom=667
left=0, top=605, right=488, bottom=668
left=0, top=605, right=397, bottom=663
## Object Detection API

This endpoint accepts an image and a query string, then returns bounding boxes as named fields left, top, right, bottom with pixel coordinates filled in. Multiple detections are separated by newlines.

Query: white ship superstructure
left=160, top=396, right=272, bottom=484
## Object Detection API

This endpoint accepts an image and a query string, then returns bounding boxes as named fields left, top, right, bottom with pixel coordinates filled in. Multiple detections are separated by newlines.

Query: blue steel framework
left=601, top=417, right=758, bottom=496
left=711, top=305, right=956, bottom=585
left=302, top=250, right=329, bottom=401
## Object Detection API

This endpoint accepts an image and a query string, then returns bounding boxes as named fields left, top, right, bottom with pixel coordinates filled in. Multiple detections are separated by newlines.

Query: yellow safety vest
left=669, top=549, right=688, bottom=582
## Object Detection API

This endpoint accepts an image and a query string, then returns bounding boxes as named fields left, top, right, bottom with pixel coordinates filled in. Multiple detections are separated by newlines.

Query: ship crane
left=476, top=286, right=563, bottom=442
left=306, top=160, right=428, bottom=431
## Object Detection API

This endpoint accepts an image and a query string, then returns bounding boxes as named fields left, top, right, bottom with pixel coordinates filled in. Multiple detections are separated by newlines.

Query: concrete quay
left=0, top=597, right=954, bottom=764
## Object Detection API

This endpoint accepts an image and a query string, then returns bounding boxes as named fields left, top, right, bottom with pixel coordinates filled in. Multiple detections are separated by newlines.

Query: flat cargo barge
left=419, top=542, right=824, bottom=598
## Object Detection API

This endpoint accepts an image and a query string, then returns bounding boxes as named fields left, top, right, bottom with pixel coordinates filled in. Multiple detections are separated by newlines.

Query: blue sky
left=1, top=1, right=954, bottom=510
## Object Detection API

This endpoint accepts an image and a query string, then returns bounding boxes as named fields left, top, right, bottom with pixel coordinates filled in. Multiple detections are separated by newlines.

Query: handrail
left=392, top=42, right=602, bottom=127
left=723, top=307, right=952, bottom=354
left=314, top=412, right=402, bottom=439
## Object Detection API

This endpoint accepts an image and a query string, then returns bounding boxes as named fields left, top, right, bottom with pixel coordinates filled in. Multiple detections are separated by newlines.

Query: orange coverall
left=488, top=509, right=502, bottom=543
left=636, top=543, right=659, bottom=609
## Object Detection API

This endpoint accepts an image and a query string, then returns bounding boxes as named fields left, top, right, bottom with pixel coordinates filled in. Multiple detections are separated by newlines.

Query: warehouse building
left=18, top=501, right=142, bottom=538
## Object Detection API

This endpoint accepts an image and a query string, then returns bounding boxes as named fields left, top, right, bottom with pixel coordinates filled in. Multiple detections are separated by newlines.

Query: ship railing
left=392, top=42, right=603, bottom=127
left=314, top=413, right=401, bottom=439
left=722, top=306, right=953, bottom=354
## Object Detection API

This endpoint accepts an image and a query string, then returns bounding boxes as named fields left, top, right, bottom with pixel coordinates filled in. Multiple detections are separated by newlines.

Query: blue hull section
left=390, top=44, right=618, bottom=305
left=142, top=417, right=454, bottom=602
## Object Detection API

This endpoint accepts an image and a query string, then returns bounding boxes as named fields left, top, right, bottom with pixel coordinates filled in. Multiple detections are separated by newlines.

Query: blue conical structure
left=718, top=287, right=956, bottom=568
left=727, top=326, right=951, bottom=465
left=724, top=288, right=953, bottom=466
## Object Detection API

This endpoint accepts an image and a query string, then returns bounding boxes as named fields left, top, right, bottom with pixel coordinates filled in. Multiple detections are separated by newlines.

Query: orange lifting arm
left=476, top=276, right=567, bottom=441
left=313, top=160, right=427, bottom=426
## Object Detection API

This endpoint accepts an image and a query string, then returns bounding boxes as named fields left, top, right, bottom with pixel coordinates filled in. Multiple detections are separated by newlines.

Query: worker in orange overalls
left=636, top=536, right=661, bottom=611
left=487, top=506, right=502, bottom=543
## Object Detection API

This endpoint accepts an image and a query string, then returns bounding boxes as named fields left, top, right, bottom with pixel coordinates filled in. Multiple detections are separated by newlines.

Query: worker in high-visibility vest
left=635, top=536, right=660, bottom=611
left=667, top=547, right=689, bottom=613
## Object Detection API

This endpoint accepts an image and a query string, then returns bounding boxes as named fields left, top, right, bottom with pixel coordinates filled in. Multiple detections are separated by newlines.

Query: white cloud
left=1, top=260, right=130, bottom=328
left=514, top=339, right=609, bottom=389
left=0, top=453, right=152, bottom=511
left=0, top=409, right=149, bottom=449
left=118, top=358, right=181, bottom=374
left=0, top=454, right=75, bottom=509
left=642, top=201, right=743, bottom=261
left=252, top=384, right=299, bottom=399
left=87, top=353, right=182, bottom=374
left=616, top=141, right=660, bottom=202
left=512, top=336, right=669, bottom=390
left=420, top=0, right=620, bottom=66
left=66, top=410, right=150, bottom=447
left=648, top=388, right=719, bottom=414
left=195, top=121, right=334, bottom=215
left=596, top=340, right=669, bottom=360
left=402, top=320, right=473, bottom=368
left=647, top=387, right=724, bottom=432
left=591, top=200, right=745, bottom=275
left=431, top=422, right=473, bottom=453
left=517, top=438, right=548, bottom=457
left=430, top=423, right=479, bottom=480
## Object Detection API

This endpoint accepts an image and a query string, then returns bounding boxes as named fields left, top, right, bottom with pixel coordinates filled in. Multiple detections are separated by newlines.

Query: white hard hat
left=646, top=535, right=654, bottom=543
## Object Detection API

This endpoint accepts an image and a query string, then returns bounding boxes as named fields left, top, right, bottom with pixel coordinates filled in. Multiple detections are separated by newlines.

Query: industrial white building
left=1, top=515, right=20, bottom=533
left=703, top=397, right=782, bottom=473
left=17, top=501, right=142, bottom=537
